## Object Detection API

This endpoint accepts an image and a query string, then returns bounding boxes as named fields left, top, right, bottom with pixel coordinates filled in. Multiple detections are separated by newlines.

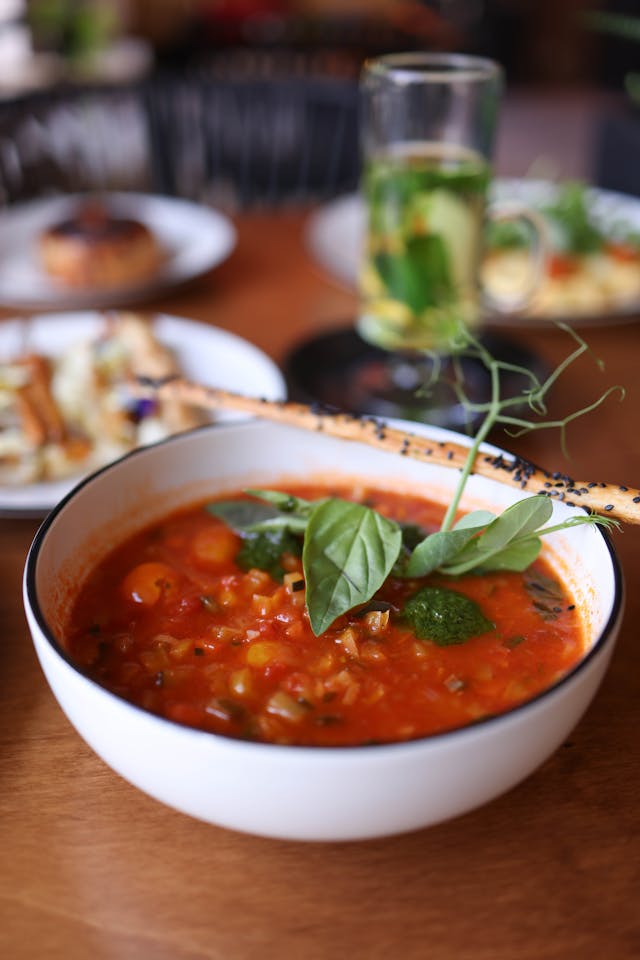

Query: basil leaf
left=207, top=499, right=283, bottom=531
left=403, top=586, right=494, bottom=646
left=303, top=499, right=402, bottom=635
left=207, top=498, right=307, bottom=535
left=453, top=509, right=496, bottom=530
left=244, top=489, right=315, bottom=517
left=400, top=510, right=494, bottom=578
left=473, top=536, right=542, bottom=573
left=404, top=524, right=485, bottom=577
left=475, top=496, right=552, bottom=545
left=441, top=496, right=552, bottom=575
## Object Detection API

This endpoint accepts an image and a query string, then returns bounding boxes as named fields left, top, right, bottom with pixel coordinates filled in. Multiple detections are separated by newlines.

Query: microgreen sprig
left=437, top=323, right=623, bottom=531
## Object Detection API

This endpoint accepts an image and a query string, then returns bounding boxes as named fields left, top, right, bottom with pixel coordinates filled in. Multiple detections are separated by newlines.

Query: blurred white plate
left=306, top=179, right=640, bottom=326
left=0, top=193, right=236, bottom=310
left=306, top=192, right=364, bottom=290
left=0, top=311, right=285, bottom=516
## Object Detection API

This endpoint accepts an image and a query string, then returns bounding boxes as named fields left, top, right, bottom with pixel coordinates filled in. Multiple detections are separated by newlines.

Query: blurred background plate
left=0, top=311, right=285, bottom=516
left=0, top=193, right=236, bottom=310
left=305, top=178, right=640, bottom=327
left=306, top=190, right=363, bottom=290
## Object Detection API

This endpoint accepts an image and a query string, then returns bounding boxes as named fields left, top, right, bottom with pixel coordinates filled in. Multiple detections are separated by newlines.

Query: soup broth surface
left=65, top=484, right=586, bottom=746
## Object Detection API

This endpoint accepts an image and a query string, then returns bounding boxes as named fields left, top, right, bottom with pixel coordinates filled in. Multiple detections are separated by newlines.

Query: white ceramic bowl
left=23, top=420, right=623, bottom=841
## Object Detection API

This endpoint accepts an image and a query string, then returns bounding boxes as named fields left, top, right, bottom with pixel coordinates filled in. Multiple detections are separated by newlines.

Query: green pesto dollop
left=403, top=586, right=494, bottom=646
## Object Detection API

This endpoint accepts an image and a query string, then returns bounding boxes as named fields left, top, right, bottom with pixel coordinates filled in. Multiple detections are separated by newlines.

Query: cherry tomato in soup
left=191, top=524, right=239, bottom=567
left=121, top=561, right=181, bottom=607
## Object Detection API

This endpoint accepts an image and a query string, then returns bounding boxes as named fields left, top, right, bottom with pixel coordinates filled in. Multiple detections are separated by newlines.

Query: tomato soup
left=65, top=485, right=586, bottom=747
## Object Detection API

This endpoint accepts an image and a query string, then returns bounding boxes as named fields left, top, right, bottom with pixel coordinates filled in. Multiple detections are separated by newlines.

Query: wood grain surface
left=0, top=209, right=638, bottom=960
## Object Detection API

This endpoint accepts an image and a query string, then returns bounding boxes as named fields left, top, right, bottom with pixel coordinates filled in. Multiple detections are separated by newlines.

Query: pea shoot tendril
left=210, top=326, right=622, bottom=635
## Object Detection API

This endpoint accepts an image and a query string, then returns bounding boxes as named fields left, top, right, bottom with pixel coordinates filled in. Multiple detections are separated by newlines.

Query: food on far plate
left=38, top=200, right=162, bottom=289
left=482, top=181, right=640, bottom=318
left=0, top=312, right=206, bottom=484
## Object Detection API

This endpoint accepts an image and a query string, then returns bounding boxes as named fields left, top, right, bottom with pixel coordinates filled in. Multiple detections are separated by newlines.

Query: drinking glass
left=359, top=52, right=543, bottom=355
left=285, top=53, right=546, bottom=428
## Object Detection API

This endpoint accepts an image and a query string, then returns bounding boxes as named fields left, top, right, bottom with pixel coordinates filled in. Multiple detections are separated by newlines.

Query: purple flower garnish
left=131, top=396, right=158, bottom=422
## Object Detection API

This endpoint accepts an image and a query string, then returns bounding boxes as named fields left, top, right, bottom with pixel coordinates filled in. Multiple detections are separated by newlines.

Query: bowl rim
left=24, top=419, right=625, bottom=757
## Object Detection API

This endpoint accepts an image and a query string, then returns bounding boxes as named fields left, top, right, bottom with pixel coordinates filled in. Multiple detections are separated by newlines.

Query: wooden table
left=1, top=210, right=638, bottom=959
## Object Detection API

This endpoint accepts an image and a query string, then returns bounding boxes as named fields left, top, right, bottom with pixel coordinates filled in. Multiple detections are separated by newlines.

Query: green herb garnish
left=403, top=586, right=494, bottom=646
left=485, top=218, right=531, bottom=250
left=485, top=180, right=640, bottom=256
left=236, top=530, right=302, bottom=581
left=206, top=496, right=305, bottom=581
left=374, top=233, right=455, bottom=315
left=541, top=181, right=604, bottom=255
left=208, top=326, right=621, bottom=638
left=302, top=499, right=402, bottom=635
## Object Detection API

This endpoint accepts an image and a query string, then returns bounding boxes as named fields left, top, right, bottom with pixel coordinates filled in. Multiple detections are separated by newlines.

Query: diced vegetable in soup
left=65, top=484, right=587, bottom=746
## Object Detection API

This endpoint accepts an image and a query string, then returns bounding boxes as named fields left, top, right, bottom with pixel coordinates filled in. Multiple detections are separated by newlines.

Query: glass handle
left=482, top=201, right=548, bottom=315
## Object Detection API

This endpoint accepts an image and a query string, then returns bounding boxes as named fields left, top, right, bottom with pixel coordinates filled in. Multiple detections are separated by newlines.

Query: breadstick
left=138, top=376, right=640, bottom=525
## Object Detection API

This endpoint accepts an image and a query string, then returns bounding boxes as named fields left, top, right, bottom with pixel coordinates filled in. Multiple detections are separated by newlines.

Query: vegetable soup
left=65, top=484, right=587, bottom=747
